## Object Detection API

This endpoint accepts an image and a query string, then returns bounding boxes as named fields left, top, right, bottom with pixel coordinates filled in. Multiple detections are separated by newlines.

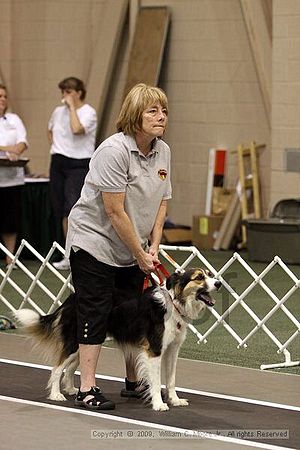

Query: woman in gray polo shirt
left=66, top=83, right=172, bottom=410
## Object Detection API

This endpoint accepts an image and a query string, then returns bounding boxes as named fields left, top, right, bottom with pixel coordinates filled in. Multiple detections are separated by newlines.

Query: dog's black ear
left=166, top=272, right=181, bottom=290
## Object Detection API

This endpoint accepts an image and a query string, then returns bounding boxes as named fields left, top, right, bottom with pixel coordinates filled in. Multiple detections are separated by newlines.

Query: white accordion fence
left=0, top=239, right=299, bottom=371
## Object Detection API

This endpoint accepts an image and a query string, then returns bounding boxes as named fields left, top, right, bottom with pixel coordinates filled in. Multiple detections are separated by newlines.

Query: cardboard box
left=212, top=187, right=236, bottom=216
left=162, top=228, right=192, bottom=244
left=192, top=215, right=224, bottom=249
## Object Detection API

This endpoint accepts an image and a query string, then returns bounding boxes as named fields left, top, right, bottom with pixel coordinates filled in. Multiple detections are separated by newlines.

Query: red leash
left=143, top=263, right=170, bottom=291
left=143, top=263, right=185, bottom=327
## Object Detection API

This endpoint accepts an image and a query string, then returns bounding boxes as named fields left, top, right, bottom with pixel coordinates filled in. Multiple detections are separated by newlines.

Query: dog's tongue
left=199, top=293, right=215, bottom=306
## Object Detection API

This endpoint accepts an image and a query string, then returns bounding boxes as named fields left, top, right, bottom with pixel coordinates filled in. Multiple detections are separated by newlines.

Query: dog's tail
left=14, top=294, right=78, bottom=365
left=15, top=308, right=40, bottom=327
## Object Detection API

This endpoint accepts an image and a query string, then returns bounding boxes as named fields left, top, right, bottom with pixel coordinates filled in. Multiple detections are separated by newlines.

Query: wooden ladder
left=236, top=142, right=265, bottom=248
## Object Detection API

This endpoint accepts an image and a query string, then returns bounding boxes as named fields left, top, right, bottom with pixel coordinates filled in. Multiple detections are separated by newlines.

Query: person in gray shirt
left=66, top=83, right=172, bottom=410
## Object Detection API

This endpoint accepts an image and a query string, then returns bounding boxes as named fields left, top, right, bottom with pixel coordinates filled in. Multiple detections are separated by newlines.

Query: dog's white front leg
left=148, top=355, right=169, bottom=411
left=163, top=343, right=188, bottom=407
left=48, top=352, right=80, bottom=400
left=47, top=364, right=67, bottom=401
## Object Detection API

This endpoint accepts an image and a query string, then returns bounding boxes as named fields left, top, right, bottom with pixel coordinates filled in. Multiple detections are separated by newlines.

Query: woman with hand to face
left=48, top=77, right=97, bottom=270
left=0, top=84, right=28, bottom=268
left=66, top=83, right=172, bottom=410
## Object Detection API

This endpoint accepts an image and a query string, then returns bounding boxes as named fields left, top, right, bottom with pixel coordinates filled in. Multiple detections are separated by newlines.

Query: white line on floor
left=1, top=357, right=300, bottom=412
left=0, top=395, right=295, bottom=450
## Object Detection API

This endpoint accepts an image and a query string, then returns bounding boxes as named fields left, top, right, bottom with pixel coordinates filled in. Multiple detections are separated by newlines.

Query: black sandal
left=75, top=386, right=115, bottom=410
left=120, top=378, right=149, bottom=399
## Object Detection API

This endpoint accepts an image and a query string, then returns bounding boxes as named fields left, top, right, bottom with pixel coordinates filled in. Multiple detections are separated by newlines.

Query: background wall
left=0, top=0, right=108, bottom=173
left=271, top=0, right=300, bottom=210
left=0, top=0, right=298, bottom=226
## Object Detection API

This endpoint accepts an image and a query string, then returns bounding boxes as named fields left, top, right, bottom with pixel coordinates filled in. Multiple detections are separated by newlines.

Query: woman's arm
left=102, top=191, right=156, bottom=274
left=0, top=142, right=27, bottom=161
left=47, top=129, right=53, bottom=144
left=148, top=200, right=168, bottom=260
left=64, top=95, right=85, bottom=135
left=69, top=106, right=85, bottom=135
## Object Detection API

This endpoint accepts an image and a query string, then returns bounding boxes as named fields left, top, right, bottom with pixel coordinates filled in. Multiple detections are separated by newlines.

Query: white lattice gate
left=159, top=245, right=300, bottom=371
left=0, top=240, right=299, bottom=371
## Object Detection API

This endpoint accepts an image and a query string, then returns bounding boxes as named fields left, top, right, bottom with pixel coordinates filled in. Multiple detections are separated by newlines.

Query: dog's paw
left=152, top=402, right=169, bottom=411
left=48, top=392, right=67, bottom=401
left=169, top=397, right=189, bottom=407
left=64, top=387, right=78, bottom=395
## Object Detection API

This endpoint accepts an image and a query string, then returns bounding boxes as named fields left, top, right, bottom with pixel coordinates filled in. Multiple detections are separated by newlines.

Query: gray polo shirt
left=66, top=132, right=172, bottom=267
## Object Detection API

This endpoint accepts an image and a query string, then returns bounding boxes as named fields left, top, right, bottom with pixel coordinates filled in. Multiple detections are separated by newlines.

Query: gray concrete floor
left=2, top=332, right=300, bottom=450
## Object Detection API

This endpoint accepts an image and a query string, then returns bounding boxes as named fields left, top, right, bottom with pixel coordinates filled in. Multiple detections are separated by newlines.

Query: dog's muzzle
left=196, top=292, right=216, bottom=307
left=196, top=280, right=222, bottom=307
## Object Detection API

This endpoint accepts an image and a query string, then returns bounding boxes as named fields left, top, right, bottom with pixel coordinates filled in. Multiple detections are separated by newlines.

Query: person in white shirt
left=0, top=84, right=28, bottom=268
left=48, top=77, right=97, bottom=271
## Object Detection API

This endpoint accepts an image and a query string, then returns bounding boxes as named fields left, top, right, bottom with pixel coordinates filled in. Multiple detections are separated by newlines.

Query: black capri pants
left=49, top=154, right=90, bottom=221
left=70, top=249, right=145, bottom=345
left=0, top=185, right=22, bottom=233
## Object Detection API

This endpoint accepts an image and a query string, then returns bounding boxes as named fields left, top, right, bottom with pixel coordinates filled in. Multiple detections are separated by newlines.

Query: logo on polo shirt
left=158, top=169, right=167, bottom=180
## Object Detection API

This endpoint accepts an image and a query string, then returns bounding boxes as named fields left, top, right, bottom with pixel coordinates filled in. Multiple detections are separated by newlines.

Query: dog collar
left=165, top=288, right=190, bottom=323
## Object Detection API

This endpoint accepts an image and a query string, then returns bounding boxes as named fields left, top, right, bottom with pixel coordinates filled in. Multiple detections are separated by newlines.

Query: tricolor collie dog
left=15, top=268, right=221, bottom=411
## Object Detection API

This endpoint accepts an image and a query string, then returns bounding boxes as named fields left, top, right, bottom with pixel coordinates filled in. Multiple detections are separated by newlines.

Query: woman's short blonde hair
left=116, top=83, right=168, bottom=136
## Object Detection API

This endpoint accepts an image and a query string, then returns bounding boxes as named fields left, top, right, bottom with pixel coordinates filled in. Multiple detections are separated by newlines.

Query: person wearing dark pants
left=66, top=83, right=172, bottom=410
left=48, top=77, right=97, bottom=270
left=0, top=84, right=28, bottom=269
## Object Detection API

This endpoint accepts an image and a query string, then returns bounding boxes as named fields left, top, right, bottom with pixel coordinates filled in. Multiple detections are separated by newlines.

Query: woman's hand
left=63, top=93, right=76, bottom=110
left=148, top=244, right=160, bottom=265
left=5, top=145, right=21, bottom=161
left=136, top=250, right=157, bottom=274
left=6, top=151, right=19, bottom=161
